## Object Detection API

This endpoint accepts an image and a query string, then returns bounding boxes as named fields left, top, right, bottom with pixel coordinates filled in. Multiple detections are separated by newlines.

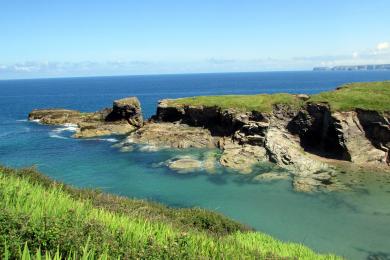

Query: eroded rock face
left=288, top=103, right=350, bottom=160
left=288, top=104, right=390, bottom=166
left=356, top=109, right=390, bottom=164
left=332, top=111, right=387, bottom=164
left=154, top=100, right=248, bottom=136
left=28, top=97, right=143, bottom=138
left=263, top=107, right=342, bottom=192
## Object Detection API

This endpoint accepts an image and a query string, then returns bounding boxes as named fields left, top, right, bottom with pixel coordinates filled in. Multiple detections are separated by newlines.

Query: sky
left=1, top=0, right=390, bottom=79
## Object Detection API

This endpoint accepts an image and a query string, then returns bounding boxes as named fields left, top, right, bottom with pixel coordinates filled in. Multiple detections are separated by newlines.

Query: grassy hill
left=167, top=81, right=390, bottom=113
left=0, top=166, right=340, bottom=259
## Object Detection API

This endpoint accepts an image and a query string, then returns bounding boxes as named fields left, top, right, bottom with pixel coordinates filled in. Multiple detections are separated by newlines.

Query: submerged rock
left=254, top=172, right=290, bottom=182
left=167, top=157, right=203, bottom=173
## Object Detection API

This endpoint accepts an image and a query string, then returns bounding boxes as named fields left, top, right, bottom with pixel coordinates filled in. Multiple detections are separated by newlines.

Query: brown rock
left=123, top=122, right=217, bottom=149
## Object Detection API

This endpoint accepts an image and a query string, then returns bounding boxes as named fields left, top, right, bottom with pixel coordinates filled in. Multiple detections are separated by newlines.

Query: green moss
left=167, top=81, right=390, bottom=113
left=0, top=166, right=340, bottom=259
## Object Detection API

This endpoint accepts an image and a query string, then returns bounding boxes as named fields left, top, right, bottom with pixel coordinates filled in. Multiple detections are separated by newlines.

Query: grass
left=0, top=166, right=341, bottom=259
left=168, top=93, right=302, bottom=113
left=310, top=81, right=390, bottom=112
left=167, top=81, right=390, bottom=113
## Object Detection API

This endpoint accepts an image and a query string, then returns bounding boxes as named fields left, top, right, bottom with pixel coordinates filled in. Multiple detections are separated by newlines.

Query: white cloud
left=352, top=52, right=359, bottom=58
left=376, top=42, right=389, bottom=51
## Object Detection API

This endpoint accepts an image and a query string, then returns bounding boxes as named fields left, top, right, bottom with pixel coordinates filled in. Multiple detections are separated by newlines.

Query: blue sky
left=1, top=0, right=390, bottom=79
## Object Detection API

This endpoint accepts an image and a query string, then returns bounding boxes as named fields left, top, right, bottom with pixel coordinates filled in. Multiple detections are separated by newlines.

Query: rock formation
left=150, top=99, right=389, bottom=191
left=28, top=92, right=390, bottom=192
left=28, top=97, right=143, bottom=138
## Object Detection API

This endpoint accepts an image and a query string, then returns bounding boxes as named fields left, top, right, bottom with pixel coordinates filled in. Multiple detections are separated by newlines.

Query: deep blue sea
left=1, top=71, right=390, bottom=259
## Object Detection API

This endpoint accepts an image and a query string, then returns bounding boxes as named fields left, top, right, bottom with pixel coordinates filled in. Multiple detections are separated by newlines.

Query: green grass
left=168, top=93, right=302, bottom=113
left=0, top=166, right=340, bottom=259
left=310, top=81, right=390, bottom=112
left=167, top=81, right=390, bottom=113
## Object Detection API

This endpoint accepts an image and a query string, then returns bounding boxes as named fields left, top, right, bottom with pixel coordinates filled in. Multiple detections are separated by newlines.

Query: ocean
left=1, top=71, right=390, bottom=259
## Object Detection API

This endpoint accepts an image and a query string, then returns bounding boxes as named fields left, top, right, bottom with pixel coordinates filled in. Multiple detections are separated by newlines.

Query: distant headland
left=313, top=64, right=390, bottom=71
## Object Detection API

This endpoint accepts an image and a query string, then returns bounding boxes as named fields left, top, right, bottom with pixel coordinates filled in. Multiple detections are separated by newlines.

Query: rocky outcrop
left=28, top=97, right=143, bottom=138
left=151, top=99, right=389, bottom=192
left=288, top=104, right=390, bottom=166
left=356, top=109, right=390, bottom=164
left=154, top=100, right=251, bottom=136
left=122, top=122, right=218, bottom=149
left=264, top=109, right=341, bottom=192
left=332, top=111, right=387, bottom=164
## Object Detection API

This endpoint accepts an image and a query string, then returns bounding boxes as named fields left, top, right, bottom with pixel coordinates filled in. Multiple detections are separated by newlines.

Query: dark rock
left=287, top=103, right=351, bottom=160
left=356, top=109, right=390, bottom=164
left=105, top=97, right=143, bottom=127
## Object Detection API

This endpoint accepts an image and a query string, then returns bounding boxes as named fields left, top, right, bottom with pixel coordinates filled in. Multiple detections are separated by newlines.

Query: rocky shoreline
left=28, top=87, right=390, bottom=192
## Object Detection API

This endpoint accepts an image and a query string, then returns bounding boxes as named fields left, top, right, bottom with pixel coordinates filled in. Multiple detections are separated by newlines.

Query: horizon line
left=0, top=68, right=360, bottom=81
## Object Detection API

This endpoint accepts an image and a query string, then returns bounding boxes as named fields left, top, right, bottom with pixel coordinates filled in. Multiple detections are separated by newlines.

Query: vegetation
left=310, top=81, right=390, bottom=112
left=0, top=166, right=340, bottom=259
left=168, top=93, right=302, bottom=113
left=168, top=81, right=390, bottom=113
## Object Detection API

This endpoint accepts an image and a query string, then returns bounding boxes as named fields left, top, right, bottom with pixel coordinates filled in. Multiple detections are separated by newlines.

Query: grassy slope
left=168, top=81, right=390, bottom=113
left=0, top=166, right=340, bottom=259
left=310, top=81, right=390, bottom=112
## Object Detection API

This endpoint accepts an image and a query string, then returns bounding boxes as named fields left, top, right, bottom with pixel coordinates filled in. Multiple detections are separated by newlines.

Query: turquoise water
left=1, top=71, right=390, bottom=259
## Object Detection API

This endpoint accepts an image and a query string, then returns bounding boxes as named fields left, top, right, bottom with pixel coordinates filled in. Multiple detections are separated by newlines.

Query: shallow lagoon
left=1, top=71, right=390, bottom=259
